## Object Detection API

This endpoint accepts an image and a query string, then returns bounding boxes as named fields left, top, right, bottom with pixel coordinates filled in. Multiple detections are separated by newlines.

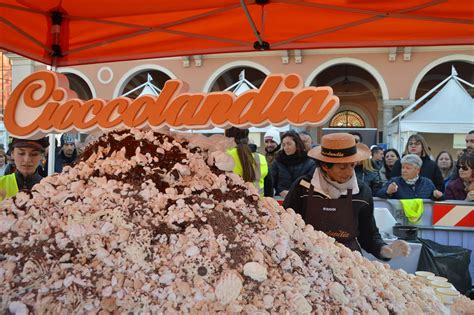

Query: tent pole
left=240, top=0, right=269, bottom=49
left=47, top=134, right=56, bottom=176
left=398, top=116, right=402, bottom=153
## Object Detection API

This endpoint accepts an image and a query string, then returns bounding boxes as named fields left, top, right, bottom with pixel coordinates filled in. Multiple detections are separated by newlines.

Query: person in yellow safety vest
left=0, top=137, right=49, bottom=201
left=225, top=127, right=273, bottom=197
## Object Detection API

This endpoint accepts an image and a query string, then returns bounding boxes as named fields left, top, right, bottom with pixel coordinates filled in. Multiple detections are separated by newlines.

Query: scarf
left=403, top=175, right=419, bottom=186
left=277, top=151, right=308, bottom=167
left=310, top=168, right=359, bottom=199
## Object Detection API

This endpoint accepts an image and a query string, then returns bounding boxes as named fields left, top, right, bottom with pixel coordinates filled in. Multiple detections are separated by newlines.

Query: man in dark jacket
left=377, top=154, right=443, bottom=200
left=55, top=133, right=78, bottom=173
left=283, top=133, right=410, bottom=260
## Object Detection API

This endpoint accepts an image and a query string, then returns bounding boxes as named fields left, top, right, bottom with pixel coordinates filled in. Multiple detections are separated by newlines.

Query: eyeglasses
left=408, top=141, right=421, bottom=146
left=458, top=165, right=470, bottom=171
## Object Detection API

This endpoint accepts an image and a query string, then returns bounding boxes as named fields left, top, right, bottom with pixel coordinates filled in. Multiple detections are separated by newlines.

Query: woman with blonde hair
left=390, top=134, right=444, bottom=191
left=355, top=158, right=383, bottom=196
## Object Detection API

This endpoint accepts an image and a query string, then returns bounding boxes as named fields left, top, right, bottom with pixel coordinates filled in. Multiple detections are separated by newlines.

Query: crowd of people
left=0, top=129, right=473, bottom=204
left=247, top=128, right=474, bottom=202
left=1, top=128, right=472, bottom=262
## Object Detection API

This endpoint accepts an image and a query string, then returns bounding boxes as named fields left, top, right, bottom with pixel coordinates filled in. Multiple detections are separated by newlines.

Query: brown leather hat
left=308, top=133, right=371, bottom=163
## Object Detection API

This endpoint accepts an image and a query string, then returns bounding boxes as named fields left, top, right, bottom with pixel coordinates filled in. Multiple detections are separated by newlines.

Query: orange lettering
left=75, top=100, right=104, bottom=129
left=122, top=96, right=154, bottom=127
left=4, top=71, right=340, bottom=138
left=50, top=98, right=82, bottom=130
left=98, top=98, right=128, bottom=129
left=148, top=81, right=180, bottom=126
left=164, top=94, right=204, bottom=126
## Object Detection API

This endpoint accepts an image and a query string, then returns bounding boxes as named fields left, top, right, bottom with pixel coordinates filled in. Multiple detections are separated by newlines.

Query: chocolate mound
left=1, top=129, right=471, bottom=314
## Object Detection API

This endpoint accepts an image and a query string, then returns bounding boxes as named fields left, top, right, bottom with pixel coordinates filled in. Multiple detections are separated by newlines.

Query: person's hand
left=280, top=190, right=288, bottom=198
left=0, top=189, right=6, bottom=200
left=386, top=182, right=398, bottom=195
left=466, top=190, right=474, bottom=201
left=432, top=190, right=443, bottom=199
left=380, top=240, right=411, bottom=258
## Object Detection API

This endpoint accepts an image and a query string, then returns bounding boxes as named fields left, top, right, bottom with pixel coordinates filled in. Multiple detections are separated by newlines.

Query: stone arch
left=327, top=76, right=381, bottom=100
left=328, top=104, right=374, bottom=128
left=202, top=61, right=271, bottom=92
left=113, top=64, right=176, bottom=98
left=409, top=54, right=474, bottom=100
left=55, top=67, right=96, bottom=98
left=305, top=57, right=389, bottom=100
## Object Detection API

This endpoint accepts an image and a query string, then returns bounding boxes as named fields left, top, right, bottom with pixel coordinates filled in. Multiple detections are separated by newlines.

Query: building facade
left=6, top=45, right=474, bottom=156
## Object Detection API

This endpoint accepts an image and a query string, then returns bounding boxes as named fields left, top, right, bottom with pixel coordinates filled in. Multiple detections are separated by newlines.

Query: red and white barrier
left=432, top=204, right=474, bottom=227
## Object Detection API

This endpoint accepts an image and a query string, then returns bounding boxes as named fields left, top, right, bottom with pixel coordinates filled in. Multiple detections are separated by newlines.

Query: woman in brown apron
left=283, top=133, right=410, bottom=260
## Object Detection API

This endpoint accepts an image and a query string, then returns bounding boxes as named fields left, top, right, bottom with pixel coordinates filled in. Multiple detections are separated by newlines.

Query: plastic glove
left=380, top=240, right=411, bottom=258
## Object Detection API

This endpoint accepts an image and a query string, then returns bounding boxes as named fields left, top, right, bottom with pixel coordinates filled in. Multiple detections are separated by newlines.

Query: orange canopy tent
left=1, top=0, right=473, bottom=67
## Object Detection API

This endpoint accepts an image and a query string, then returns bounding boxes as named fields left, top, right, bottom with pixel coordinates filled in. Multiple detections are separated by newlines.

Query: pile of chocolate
left=1, top=129, right=471, bottom=314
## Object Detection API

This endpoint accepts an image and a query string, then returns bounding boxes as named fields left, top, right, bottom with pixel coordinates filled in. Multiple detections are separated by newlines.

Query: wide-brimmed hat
left=10, top=137, right=49, bottom=152
left=308, top=133, right=370, bottom=163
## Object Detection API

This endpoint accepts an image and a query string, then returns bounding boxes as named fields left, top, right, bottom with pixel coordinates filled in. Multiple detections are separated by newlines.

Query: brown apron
left=305, top=185, right=360, bottom=251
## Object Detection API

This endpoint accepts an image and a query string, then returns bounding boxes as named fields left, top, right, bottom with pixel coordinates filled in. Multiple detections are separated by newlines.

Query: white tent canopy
left=388, top=67, right=474, bottom=135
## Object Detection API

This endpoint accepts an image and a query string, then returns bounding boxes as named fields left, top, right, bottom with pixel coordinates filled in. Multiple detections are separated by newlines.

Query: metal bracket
left=294, top=50, right=302, bottom=64
left=182, top=56, right=190, bottom=68
left=388, top=47, right=397, bottom=62
left=403, top=47, right=412, bottom=61
left=281, top=50, right=289, bottom=64
left=194, top=55, right=203, bottom=67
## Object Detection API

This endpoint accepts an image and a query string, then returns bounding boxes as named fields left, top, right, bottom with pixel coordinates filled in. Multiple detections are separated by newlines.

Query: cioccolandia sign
left=5, top=71, right=340, bottom=138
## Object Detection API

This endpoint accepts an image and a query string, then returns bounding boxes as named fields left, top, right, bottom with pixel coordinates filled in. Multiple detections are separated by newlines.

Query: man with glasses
left=283, top=133, right=410, bottom=260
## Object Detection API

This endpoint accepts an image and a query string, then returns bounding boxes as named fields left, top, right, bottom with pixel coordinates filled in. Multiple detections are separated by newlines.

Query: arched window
left=329, top=110, right=365, bottom=128
left=210, top=66, right=266, bottom=92
left=121, top=70, right=171, bottom=99
left=64, top=73, right=93, bottom=100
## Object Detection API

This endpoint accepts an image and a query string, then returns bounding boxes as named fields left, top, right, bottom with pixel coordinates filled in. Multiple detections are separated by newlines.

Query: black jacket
left=270, top=155, right=316, bottom=195
left=248, top=144, right=273, bottom=197
left=355, top=164, right=383, bottom=196
left=15, top=170, right=42, bottom=191
left=54, top=149, right=78, bottom=173
left=283, top=175, right=387, bottom=260
left=390, top=155, right=444, bottom=192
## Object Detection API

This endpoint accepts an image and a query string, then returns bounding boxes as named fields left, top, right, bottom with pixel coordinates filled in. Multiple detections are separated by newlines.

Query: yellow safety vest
left=227, top=147, right=268, bottom=196
left=0, top=173, right=19, bottom=202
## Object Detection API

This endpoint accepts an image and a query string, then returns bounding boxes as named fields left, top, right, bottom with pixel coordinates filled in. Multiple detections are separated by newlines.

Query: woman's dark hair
left=403, top=134, right=431, bottom=157
left=0, top=149, right=6, bottom=161
left=382, top=148, right=400, bottom=175
left=458, top=152, right=474, bottom=174
left=435, top=151, right=454, bottom=169
left=225, top=127, right=256, bottom=182
left=280, top=130, right=306, bottom=155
